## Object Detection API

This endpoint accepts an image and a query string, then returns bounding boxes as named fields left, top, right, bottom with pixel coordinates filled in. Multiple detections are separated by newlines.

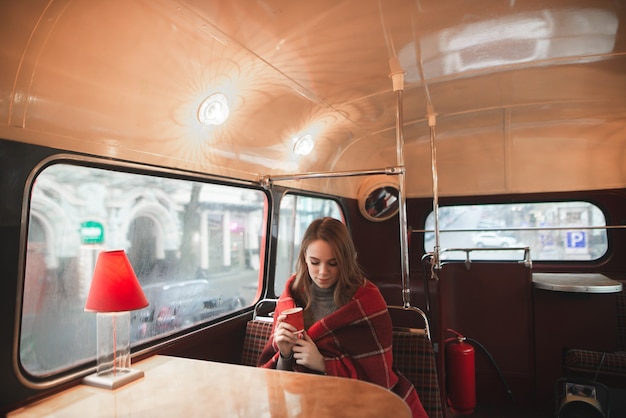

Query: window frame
left=273, top=191, right=345, bottom=298
left=423, top=200, right=609, bottom=262
left=16, top=154, right=270, bottom=387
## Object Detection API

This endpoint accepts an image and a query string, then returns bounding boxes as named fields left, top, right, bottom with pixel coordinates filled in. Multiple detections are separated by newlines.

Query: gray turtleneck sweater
left=304, top=281, right=337, bottom=329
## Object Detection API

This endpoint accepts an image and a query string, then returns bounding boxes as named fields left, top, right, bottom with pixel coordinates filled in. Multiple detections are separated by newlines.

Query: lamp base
left=83, top=368, right=144, bottom=390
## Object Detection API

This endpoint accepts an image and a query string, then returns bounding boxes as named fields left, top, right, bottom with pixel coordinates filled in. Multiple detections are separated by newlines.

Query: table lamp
left=83, top=249, right=149, bottom=389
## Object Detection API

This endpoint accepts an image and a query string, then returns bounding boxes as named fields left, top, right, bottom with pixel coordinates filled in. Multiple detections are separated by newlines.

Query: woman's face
left=305, top=239, right=339, bottom=289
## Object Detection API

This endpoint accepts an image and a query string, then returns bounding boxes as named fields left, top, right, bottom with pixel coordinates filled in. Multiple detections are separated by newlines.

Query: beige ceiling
left=1, top=0, right=625, bottom=198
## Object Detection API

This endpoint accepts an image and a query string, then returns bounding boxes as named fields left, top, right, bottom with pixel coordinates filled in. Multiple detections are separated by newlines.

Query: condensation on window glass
left=21, top=163, right=266, bottom=378
left=424, top=202, right=607, bottom=261
left=274, top=194, right=343, bottom=296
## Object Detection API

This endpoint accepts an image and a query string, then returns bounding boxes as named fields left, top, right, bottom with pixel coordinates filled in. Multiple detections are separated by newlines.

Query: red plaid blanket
left=258, top=275, right=427, bottom=418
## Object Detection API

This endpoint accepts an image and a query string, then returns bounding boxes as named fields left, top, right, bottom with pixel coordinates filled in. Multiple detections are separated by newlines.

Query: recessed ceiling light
left=198, top=93, right=229, bottom=126
left=293, top=134, right=314, bottom=156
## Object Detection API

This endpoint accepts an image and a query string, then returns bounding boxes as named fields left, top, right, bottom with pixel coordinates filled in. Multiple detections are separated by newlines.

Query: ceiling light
left=198, top=93, right=229, bottom=126
left=293, top=134, right=314, bottom=156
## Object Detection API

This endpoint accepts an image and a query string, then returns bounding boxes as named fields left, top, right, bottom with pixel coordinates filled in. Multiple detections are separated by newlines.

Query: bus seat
left=564, top=281, right=626, bottom=378
left=241, top=299, right=445, bottom=418
left=240, top=299, right=276, bottom=367
left=389, top=305, right=444, bottom=418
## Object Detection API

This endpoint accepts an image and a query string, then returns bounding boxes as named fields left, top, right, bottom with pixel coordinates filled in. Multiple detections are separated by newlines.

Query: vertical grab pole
left=428, top=112, right=441, bottom=271
left=389, top=57, right=410, bottom=308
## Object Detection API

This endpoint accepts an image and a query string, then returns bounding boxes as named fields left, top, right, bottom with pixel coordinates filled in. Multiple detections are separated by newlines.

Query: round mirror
left=358, top=177, right=400, bottom=222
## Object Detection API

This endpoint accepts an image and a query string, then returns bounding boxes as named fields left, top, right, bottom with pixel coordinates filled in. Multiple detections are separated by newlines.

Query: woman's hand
left=293, top=332, right=326, bottom=373
left=274, top=313, right=299, bottom=358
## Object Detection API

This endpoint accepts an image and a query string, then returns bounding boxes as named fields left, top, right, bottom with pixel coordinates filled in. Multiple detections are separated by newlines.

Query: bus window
left=424, top=202, right=607, bottom=261
left=20, top=162, right=266, bottom=379
left=274, top=194, right=343, bottom=296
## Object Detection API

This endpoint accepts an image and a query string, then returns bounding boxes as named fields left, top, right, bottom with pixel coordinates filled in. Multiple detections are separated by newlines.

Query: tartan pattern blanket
left=258, top=275, right=427, bottom=418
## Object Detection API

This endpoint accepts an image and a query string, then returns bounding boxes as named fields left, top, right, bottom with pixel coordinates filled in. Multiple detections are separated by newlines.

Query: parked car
left=132, top=279, right=244, bottom=341
left=472, top=232, right=518, bottom=248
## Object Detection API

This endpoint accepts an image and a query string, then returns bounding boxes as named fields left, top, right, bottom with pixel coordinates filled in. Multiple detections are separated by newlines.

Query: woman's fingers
left=274, top=323, right=300, bottom=354
left=276, top=316, right=299, bottom=333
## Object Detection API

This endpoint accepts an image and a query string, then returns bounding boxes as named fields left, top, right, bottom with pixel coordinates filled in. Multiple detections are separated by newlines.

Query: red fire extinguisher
left=446, top=329, right=476, bottom=414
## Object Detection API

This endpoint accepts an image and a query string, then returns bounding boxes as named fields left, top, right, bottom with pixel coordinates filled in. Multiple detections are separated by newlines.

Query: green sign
left=80, top=221, right=104, bottom=244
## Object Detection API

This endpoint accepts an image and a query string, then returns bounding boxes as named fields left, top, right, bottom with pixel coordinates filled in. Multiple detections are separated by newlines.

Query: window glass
left=21, top=163, right=266, bottom=378
left=424, top=202, right=607, bottom=261
left=274, top=194, right=343, bottom=295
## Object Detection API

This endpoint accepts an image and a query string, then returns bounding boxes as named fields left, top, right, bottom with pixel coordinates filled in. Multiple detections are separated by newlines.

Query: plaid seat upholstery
left=393, top=330, right=444, bottom=418
left=564, top=349, right=626, bottom=376
left=241, top=319, right=273, bottom=367
left=564, top=280, right=626, bottom=377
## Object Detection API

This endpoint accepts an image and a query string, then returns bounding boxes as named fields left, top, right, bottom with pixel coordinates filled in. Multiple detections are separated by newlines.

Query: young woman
left=258, top=217, right=428, bottom=418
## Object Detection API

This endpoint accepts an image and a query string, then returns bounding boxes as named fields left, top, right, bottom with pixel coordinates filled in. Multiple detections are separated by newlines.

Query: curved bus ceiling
left=1, top=0, right=625, bottom=198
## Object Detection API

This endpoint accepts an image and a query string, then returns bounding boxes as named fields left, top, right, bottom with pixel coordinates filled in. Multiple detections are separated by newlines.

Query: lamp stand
left=83, top=311, right=143, bottom=389
left=83, top=368, right=144, bottom=390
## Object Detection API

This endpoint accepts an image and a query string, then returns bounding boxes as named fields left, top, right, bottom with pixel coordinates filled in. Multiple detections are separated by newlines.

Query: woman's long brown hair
left=291, top=217, right=365, bottom=309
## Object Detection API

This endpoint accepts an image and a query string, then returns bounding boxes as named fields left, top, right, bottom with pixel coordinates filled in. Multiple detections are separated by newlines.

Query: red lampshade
left=85, top=250, right=149, bottom=312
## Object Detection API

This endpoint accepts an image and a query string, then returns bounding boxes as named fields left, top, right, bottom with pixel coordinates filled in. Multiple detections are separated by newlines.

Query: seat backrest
left=241, top=319, right=274, bottom=366
left=436, top=261, right=534, bottom=408
left=389, top=305, right=444, bottom=418
left=240, top=298, right=277, bottom=367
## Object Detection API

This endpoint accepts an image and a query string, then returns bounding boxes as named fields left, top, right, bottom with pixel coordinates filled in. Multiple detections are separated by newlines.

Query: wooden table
left=8, top=355, right=411, bottom=417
